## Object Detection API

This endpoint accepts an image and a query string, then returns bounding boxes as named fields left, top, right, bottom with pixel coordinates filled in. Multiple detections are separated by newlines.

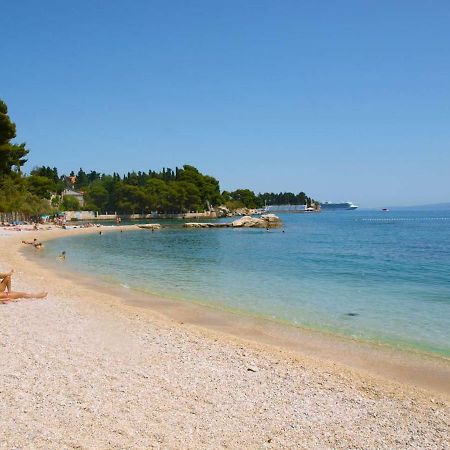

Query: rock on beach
left=184, top=214, right=282, bottom=229
left=136, top=224, right=162, bottom=230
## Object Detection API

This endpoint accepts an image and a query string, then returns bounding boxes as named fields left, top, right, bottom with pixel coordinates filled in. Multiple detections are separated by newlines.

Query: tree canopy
left=0, top=100, right=29, bottom=176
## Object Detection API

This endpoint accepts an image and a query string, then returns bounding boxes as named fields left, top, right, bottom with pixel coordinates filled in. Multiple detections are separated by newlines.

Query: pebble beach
left=1, top=226, right=449, bottom=449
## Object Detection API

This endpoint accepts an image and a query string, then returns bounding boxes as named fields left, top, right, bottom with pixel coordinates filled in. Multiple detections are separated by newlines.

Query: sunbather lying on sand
left=0, top=269, right=47, bottom=303
left=22, top=239, right=44, bottom=249
left=0, top=291, right=47, bottom=303
left=22, top=238, right=37, bottom=245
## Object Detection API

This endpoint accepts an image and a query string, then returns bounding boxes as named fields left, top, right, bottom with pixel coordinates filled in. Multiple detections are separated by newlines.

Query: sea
left=41, top=209, right=450, bottom=358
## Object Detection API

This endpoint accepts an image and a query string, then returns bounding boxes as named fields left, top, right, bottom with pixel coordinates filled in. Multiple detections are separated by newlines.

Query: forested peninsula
left=0, top=99, right=315, bottom=217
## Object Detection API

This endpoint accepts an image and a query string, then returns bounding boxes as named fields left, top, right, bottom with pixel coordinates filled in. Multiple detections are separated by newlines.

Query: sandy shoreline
left=1, top=225, right=449, bottom=448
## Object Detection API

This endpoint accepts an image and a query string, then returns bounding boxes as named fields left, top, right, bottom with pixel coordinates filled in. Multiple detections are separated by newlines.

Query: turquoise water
left=42, top=210, right=450, bottom=357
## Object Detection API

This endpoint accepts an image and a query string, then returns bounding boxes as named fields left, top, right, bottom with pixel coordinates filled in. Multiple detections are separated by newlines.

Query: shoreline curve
left=9, top=225, right=450, bottom=397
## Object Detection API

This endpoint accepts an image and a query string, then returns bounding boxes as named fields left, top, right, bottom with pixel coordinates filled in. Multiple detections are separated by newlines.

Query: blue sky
left=1, top=1, right=449, bottom=207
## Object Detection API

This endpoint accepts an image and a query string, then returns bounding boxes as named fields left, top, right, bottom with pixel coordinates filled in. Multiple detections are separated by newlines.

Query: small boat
left=381, top=208, right=389, bottom=212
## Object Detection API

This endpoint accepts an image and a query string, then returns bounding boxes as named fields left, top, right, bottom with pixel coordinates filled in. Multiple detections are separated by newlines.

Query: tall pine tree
left=0, top=99, right=29, bottom=176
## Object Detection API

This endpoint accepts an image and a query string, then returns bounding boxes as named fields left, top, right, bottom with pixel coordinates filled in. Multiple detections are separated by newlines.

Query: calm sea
left=42, top=210, right=450, bottom=357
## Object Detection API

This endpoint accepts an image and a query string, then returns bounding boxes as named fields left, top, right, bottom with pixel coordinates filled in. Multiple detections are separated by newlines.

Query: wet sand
left=1, top=225, right=449, bottom=449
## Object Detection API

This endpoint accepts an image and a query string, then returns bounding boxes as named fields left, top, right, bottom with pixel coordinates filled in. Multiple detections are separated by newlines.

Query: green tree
left=61, top=196, right=81, bottom=211
left=0, top=176, right=50, bottom=215
left=116, top=184, right=146, bottom=213
left=0, top=99, right=29, bottom=176
left=229, top=189, right=258, bottom=208
left=75, top=168, right=89, bottom=189
left=31, top=165, right=59, bottom=183
left=177, top=165, right=221, bottom=209
left=144, top=178, right=170, bottom=212
left=176, top=181, right=202, bottom=212
left=84, top=180, right=109, bottom=211
left=27, top=175, right=57, bottom=199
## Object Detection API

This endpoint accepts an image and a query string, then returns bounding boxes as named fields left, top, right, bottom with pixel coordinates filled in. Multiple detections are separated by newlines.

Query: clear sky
left=1, top=1, right=449, bottom=207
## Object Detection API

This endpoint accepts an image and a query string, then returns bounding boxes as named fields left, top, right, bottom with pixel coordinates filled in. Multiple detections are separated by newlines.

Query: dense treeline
left=28, top=166, right=314, bottom=213
left=222, top=189, right=314, bottom=210
left=0, top=98, right=315, bottom=216
left=71, top=165, right=221, bottom=214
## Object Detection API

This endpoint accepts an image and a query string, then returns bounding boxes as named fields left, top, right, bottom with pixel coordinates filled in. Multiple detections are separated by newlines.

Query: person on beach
left=22, top=238, right=44, bottom=249
left=0, top=269, right=47, bottom=303
left=0, top=269, right=13, bottom=293
left=22, top=238, right=37, bottom=245
left=0, top=290, right=47, bottom=303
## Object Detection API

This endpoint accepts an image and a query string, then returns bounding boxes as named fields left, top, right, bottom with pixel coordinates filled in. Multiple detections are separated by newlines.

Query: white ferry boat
left=320, top=201, right=358, bottom=210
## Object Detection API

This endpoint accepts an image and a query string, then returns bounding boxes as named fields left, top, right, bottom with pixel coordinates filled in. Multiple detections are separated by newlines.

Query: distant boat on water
left=320, top=201, right=358, bottom=211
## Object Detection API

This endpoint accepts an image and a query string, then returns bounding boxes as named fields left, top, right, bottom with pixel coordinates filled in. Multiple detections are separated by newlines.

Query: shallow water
left=42, top=210, right=450, bottom=357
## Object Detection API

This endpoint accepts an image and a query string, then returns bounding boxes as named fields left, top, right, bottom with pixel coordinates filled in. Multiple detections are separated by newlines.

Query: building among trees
left=62, top=189, right=85, bottom=207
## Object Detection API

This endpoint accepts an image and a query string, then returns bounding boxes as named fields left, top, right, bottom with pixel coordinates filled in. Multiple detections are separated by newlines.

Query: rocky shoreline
left=184, top=214, right=282, bottom=229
